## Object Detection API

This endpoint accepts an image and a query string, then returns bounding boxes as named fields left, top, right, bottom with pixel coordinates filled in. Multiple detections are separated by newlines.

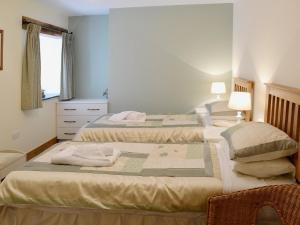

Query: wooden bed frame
left=265, top=83, right=300, bottom=183
left=233, top=78, right=255, bottom=121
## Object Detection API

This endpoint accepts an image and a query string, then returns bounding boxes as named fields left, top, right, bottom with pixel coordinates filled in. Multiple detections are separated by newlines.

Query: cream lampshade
left=211, top=82, right=226, bottom=100
left=228, top=92, right=252, bottom=122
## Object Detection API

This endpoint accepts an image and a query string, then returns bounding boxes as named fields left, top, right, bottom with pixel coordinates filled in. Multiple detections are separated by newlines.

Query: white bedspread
left=36, top=140, right=296, bottom=193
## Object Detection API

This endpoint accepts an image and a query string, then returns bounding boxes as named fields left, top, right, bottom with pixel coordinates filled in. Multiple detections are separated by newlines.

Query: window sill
left=43, top=93, right=59, bottom=101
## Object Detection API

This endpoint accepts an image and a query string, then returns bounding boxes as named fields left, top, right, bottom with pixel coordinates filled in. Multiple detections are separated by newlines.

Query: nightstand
left=57, top=99, right=108, bottom=140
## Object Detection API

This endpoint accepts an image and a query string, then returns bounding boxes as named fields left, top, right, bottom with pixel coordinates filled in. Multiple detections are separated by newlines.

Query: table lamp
left=211, top=82, right=226, bottom=100
left=228, top=92, right=252, bottom=123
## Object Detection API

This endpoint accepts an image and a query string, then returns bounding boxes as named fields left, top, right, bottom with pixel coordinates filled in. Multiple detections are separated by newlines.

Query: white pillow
left=233, top=158, right=295, bottom=178
left=205, top=101, right=236, bottom=115
left=221, top=122, right=298, bottom=162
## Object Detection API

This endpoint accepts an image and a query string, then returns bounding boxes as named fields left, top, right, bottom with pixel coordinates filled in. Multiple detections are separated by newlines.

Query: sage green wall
left=109, top=4, right=233, bottom=114
left=69, top=15, right=109, bottom=98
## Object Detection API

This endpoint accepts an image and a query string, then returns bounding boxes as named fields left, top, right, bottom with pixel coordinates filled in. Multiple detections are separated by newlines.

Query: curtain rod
left=22, top=16, right=71, bottom=36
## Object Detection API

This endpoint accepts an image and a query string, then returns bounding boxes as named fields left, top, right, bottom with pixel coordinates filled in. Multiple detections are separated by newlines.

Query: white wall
left=0, top=0, right=69, bottom=153
left=109, top=4, right=233, bottom=114
left=233, top=0, right=300, bottom=121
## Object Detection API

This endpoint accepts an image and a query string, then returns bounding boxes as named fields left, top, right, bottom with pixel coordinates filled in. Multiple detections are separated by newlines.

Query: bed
left=0, top=82, right=297, bottom=225
left=0, top=140, right=294, bottom=225
left=75, top=78, right=254, bottom=143
left=75, top=113, right=205, bottom=143
left=0, top=80, right=298, bottom=225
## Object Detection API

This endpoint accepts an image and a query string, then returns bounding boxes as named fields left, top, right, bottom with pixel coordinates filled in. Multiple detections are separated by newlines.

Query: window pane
left=40, top=34, right=62, bottom=97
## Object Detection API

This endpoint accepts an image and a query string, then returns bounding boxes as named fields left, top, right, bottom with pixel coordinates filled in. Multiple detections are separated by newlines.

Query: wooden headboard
left=233, top=78, right=255, bottom=121
left=265, top=83, right=300, bottom=182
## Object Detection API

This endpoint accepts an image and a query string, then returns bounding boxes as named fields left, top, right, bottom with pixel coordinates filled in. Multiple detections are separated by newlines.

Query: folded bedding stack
left=221, top=122, right=298, bottom=178
left=109, top=111, right=146, bottom=122
left=51, top=144, right=121, bottom=167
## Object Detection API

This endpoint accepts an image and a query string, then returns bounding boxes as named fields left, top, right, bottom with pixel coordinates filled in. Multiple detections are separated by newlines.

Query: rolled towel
left=51, top=145, right=121, bottom=167
left=109, top=111, right=146, bottom=122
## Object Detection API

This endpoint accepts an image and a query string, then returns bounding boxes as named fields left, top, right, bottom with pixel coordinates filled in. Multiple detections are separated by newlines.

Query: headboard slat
left=268, top=95, right=272, bottom=124
left=282, top=100, right=288, bottom=132
left=279, top=98, right=284, bottom=130
left=271, top=96, right=276, bottom=126
left=284, top=101, right=290, bottom=133
left=290, top=103, right=295, bottom=138
left=296, top=105, right=300, bottom=139
left=293, top=105, right=299, bottom=140
left=265, top=83, right=300, bottom=182
left=274, top=97, right=279, bottom=127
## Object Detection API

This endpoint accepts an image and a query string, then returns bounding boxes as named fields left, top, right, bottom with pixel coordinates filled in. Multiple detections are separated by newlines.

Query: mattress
left=0, top=140, right=294, bottom=225
left=0, top=142, right=222, bottom=213
left=75, top=114, right=204, bottom=143
left=0, top=140, right=294, bottom=212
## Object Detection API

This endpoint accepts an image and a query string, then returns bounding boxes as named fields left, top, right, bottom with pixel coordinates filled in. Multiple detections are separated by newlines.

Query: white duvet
left=35, top=140, right=295, bottom=193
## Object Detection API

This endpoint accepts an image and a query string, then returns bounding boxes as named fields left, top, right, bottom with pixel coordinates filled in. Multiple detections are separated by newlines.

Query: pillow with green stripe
left=221, top=122, right=298, bottom=162
left=205, top=101, right=236, bottom=115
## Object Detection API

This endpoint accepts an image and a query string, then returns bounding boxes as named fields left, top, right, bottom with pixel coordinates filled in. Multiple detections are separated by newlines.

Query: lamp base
left=236, top=111, right=242, bottom=123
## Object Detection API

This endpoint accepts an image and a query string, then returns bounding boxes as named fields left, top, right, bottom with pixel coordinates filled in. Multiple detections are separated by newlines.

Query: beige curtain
left=21, top=23, right=42, bottom=110
left=60, top=32, right=74, bottom=101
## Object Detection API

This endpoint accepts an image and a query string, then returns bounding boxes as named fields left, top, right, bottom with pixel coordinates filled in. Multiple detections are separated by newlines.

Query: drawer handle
left=87, top=108, right=100, bottom=111
left=64, top=121, right=76, bottom=123
left=64, top=109, right=77, bottom=111
left=64, top=133, right=76, bottom=135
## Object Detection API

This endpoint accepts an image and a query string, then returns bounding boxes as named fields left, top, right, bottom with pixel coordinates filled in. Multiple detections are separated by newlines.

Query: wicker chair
left=207, top=184, right=300, bottom=225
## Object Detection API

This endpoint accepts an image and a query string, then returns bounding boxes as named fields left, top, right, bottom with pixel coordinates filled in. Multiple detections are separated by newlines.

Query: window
left=40, top=33, right=62, bottom=99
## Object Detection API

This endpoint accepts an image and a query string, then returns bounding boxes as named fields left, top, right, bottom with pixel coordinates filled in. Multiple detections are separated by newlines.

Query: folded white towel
left=126, top=112, right=146, bottom=121
left=73, top=144, right=114, bottom=159
left=109, top=111, right=146, bottom=122
left=51, top=145, right=121, bottom=167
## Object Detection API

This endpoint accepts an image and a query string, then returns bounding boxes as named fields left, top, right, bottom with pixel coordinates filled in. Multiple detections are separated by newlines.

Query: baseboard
left=26, top=137, right=58, bottom=161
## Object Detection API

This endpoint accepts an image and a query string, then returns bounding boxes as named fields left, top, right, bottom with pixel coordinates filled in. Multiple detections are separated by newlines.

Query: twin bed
left=75, top=113, right=205, bottom=143
left=0, top=79, right=299, bottom=225
left=75, top=78, right=254, bottom=144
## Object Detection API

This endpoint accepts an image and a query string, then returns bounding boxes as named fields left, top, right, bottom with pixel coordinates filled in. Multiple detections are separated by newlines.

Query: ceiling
left=42, top=0, right=235, bottom=16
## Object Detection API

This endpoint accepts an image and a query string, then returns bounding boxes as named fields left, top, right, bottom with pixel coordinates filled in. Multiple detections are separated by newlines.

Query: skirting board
left=26, top=137, right=58, bottom=161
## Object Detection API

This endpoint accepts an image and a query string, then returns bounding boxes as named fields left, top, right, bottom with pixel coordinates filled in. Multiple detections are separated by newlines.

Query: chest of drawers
left=57, top=99, right=108, bottom=140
